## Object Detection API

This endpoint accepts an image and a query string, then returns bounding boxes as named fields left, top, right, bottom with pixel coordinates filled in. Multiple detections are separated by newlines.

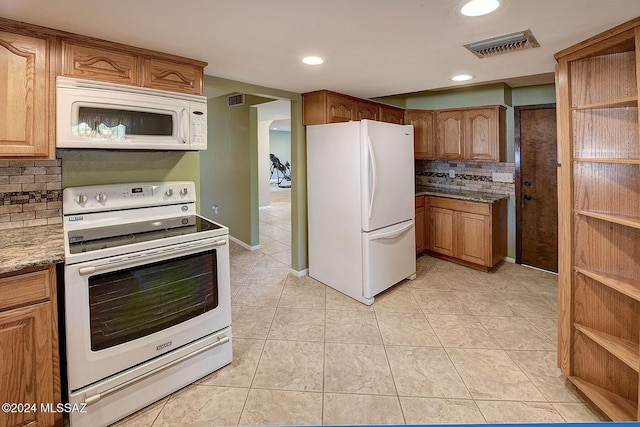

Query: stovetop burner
left=68, top=215, right=223, bottom=254
left=63, top=182, right=228, bottom=263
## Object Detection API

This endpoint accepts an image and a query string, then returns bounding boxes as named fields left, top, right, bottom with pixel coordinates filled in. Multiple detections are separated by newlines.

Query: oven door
left=63, top=236, right=230, bottom=392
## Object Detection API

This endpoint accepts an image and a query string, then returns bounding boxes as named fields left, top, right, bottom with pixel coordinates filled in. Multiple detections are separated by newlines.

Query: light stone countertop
left=416, top=186, right=509, bottom=204
left=0, top=224, right=65, bottom=275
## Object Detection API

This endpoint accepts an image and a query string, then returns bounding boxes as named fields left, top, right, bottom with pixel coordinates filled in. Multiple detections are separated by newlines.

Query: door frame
left=514, top=103, right=556, bottom=265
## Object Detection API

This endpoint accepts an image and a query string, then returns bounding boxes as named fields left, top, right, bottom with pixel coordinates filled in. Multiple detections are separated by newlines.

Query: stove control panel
left=63, top=181, right=197, bottom=215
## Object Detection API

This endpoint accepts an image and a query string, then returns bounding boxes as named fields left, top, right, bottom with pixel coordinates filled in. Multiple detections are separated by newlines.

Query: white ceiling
left=2, top=0, right=640, bottom=98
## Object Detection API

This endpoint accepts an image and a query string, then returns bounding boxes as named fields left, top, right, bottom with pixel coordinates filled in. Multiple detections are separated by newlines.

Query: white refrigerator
left=307, top=119, right=416, bottom=305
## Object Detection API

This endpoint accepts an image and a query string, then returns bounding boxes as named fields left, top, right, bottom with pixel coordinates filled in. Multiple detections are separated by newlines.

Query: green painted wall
left=201, top=75, right=307, bottom=272
left=59, top=150, right=201, bottom=206
left=200, top=94, right=272, bottom=246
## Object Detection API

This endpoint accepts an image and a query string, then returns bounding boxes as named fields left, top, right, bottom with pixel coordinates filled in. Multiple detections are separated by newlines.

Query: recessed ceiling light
left=302, top=56, right=324, bottom=65
left=450, top=74, right=475, bottom=81
left=459, top=0, right=501, bottom=16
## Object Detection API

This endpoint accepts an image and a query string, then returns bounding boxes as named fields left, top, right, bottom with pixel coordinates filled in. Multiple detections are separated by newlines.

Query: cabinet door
left=0, top=31, right=49, bottom=157
left=456, top=211, right=488, bottom=265
left=406, top=110, right=435, bottom=160
left=465, top=108, right=499, bottom=161
left=141, top=58, right=204, bottom=95
left=356, top=100, right=379, bottom=121
left=415, top=197, right=425, bottom=254
left=379, top=105, right=404, bottom=124
left=0, top=302, right=54, bottom=427
left=430, top=207, right=455, bottom=257
left=436, top=111, right=464, bottom=160
left=62, top=41, right=140, bottom=85
left=325, top=93, right=355, bottom=123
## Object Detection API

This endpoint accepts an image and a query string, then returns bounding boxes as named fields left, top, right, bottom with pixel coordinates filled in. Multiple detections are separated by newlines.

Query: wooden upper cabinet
left=465, top=107, right=506, bottom=161
left=141, top=57, right=204, bottom=95
left=302, top=90, right=404, bottom=125
left=62, top=42, right=205, bottom=95
left=302, top=91, right=355, bottom=125
left=0, top=31, right=50, bottom=158
left=61, top=40, right=140, bottom=85
left=437, top=106, right=505, bottom=162
left=326, top=93, right=355, bottom=123
left=406, top=109, right=435, bottom=160
left=436, top=110, right=464, bottom=160
left=379, top=104, right=404, bottom=124
left=356, top=100, right=379, bottom=121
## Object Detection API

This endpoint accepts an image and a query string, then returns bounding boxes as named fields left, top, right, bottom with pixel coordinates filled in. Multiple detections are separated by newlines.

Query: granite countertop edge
left=416, top=186, right=509, bottom=203
left=0, top=224, right=65, bottom=276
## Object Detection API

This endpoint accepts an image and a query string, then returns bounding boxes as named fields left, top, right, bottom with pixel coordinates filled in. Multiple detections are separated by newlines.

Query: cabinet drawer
left=429, top=197, right=490, bottom=215
left=0, top=268, right=51, bottom=311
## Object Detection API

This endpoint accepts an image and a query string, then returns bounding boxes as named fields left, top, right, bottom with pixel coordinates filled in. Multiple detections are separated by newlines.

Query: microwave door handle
left=181, top=108, right=189, bottom=144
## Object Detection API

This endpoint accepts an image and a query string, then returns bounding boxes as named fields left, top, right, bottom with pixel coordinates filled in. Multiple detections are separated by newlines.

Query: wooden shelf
left=572, top=96, right=638, bottom=110
left=575, top=209, right=640, bottom=230
left=569, top=376, right=637, bottom=421
left=573, top=158, right=640, bottom=164
left=574, top=323, right=639, bottom=372
left=575, top=267, right=640, bottom=302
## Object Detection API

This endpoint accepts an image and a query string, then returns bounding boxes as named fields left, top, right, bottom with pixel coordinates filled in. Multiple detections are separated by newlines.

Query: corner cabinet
left=436, top=106, right=506, bottom=162
left=555, top=17, right=640, bottom=421
left=0, top=29, right=52, bottom=158
left=0, top=266, right=61, bottom=427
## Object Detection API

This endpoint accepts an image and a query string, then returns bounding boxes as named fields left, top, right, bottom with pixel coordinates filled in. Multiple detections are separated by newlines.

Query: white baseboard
left=229, top=236, right=261, bottom=251
left=289, top=268, right=308, bottom=277
left=504, top=257, right=515, bottom=263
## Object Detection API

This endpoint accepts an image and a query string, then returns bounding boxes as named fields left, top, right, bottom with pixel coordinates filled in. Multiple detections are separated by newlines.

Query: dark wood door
left=515, top=105, right=558, bottom=272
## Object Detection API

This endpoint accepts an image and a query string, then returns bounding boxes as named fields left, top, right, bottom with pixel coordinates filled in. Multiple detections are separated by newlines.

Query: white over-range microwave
left=56, top=76, right=207, bottom=150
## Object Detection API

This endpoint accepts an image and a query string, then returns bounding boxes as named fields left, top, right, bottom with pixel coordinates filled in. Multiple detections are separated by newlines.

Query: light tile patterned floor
left=113, top=189, right=605, bottom=426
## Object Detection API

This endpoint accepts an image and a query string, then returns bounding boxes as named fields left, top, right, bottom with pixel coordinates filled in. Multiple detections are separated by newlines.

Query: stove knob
left=180, top=187, right=189, bottom=196
left=75, top=194, right=88, bottom=205
left=96, top=192, right=108, bottom=203
left=165, top=188, right=174, bottom=197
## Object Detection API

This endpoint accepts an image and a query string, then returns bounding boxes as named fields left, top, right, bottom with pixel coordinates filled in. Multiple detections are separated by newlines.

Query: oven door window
left=73, top=106, right=174, bottom=139
left=88, top=250, right=218, bottom=351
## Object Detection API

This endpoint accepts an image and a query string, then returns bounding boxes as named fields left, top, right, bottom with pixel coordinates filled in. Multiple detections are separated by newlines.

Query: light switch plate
left=492, top=172, right=514, bottom=183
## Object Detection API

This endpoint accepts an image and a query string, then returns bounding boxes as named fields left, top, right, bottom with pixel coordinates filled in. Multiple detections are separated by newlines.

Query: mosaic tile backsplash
left=416, top=160, right=515, bottom=196
left=0, top=159, right=62, bottom=230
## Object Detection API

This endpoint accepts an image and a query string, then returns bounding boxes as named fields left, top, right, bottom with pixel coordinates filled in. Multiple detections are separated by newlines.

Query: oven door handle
left=83, top=333, right=230, bottom=406
left=77, top=238, right=227, bottom=276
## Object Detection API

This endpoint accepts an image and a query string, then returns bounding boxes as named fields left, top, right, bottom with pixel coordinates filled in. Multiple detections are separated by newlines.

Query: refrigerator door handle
left=367, top=136, right=377, bottom=219
left=369, top=221, right=414, bottom=241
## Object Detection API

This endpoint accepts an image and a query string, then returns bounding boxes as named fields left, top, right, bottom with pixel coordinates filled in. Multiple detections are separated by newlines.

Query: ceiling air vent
left=228, top=93, right=245, bottom=107
left=464, top=29, right=540, bottom=58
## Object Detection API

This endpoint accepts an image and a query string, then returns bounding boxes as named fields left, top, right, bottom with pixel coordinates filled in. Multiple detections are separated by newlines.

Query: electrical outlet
left=212, top=205, right=219, bottom=214
left=492, top=172, right=514, bottom=183
left=448, top=170, right=455, bottom=178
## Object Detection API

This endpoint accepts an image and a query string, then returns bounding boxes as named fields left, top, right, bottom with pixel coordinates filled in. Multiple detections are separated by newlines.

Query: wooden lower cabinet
left=415, top=196, right=426, bottom=254
left=0, top=266, right=61, bottom=427
left=427, top=196, right=507, bottom=270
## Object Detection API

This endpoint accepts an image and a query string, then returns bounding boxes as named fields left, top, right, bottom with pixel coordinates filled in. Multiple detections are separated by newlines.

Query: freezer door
left=361, top=120, right=415, bottom=232
left=363, top=220, right=416, bottom=299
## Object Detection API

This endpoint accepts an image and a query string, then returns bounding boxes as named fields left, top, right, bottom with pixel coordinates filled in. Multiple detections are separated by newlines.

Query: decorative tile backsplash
left=416, top=160, right=515, bottom=196
left=0, top=159, right=62, bottom=230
